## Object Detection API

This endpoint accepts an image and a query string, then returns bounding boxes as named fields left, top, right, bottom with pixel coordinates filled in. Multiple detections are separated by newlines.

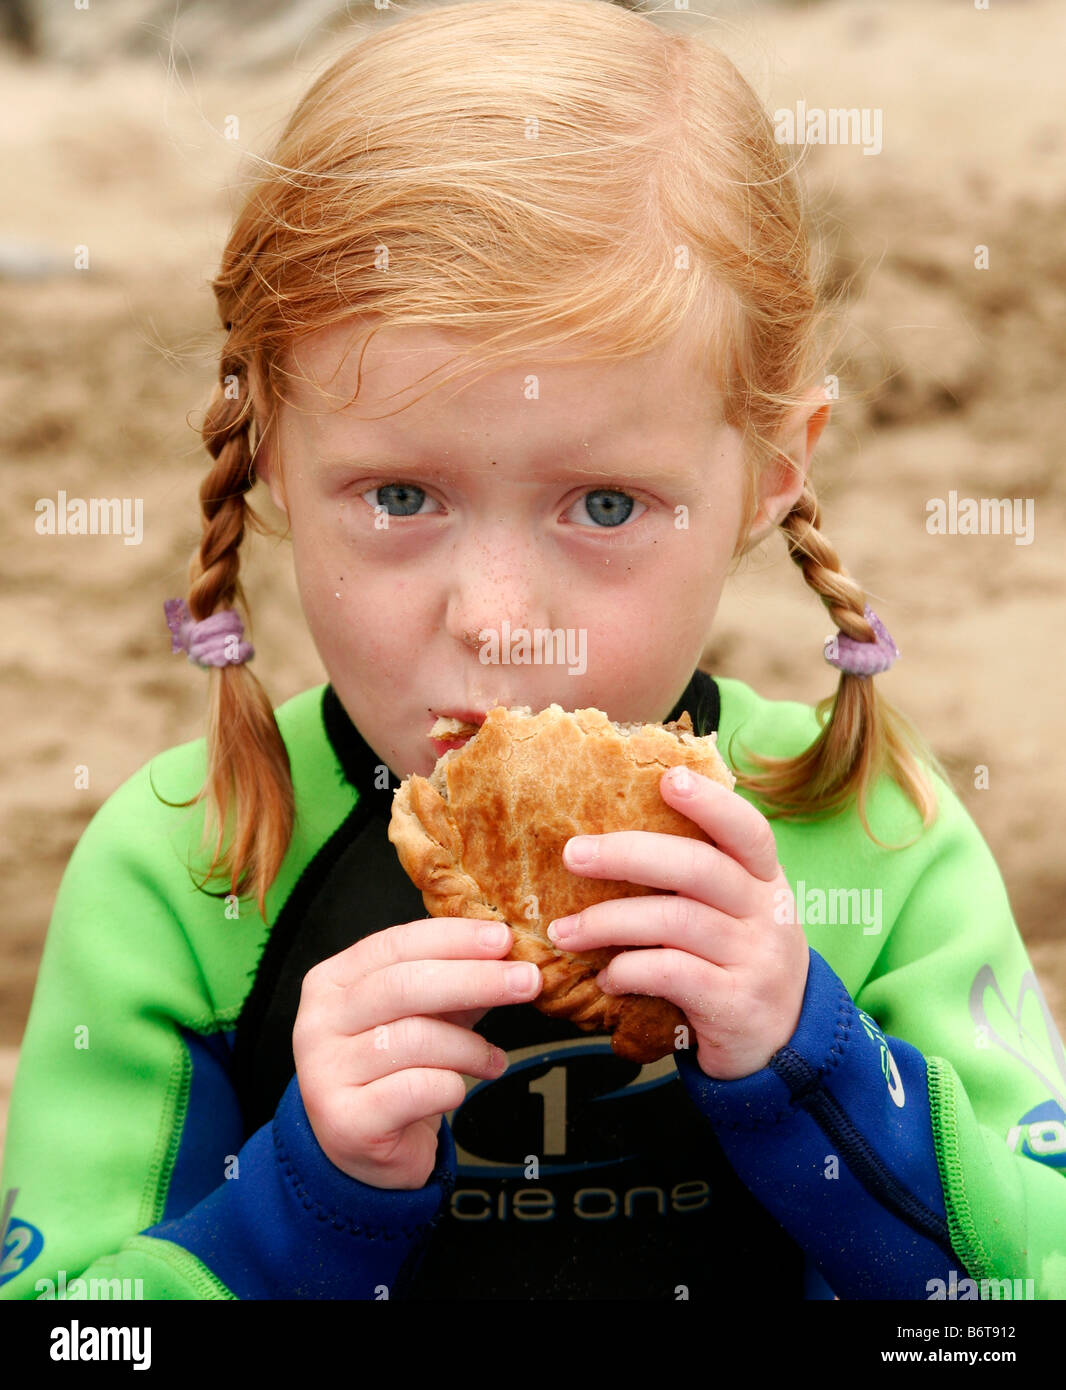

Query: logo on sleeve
left=1006, top=1101, right=1066, bottom=1169
left=857, top=1010, right=905, bottom=1108
left=969, top=964, right=1066, bottom=1109
left=0, top=1189, right=44, bottom=1287
left=970, top=963, right=1066, bottom=1170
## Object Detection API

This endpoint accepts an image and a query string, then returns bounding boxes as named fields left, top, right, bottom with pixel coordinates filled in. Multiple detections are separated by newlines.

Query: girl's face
left=255, top=320, right=818, bottom=779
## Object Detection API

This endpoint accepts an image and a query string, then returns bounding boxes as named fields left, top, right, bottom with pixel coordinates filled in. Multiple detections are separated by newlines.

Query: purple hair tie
left=164, top=598, right=254, bottom=668
left=824, top=604, right=899, bottom=676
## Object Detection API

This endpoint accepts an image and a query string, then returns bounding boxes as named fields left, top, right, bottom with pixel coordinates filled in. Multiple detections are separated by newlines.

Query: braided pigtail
left=170, top=349, right=294, bottom=921
left=730, top=478, right=946, bottom=843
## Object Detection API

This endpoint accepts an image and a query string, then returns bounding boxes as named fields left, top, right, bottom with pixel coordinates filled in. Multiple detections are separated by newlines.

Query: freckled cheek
left=648, top=527, right=732, bottom=612
left=587, top=561, right=711, bottom=665
left=602, top=552, right=692, bottom=620
left=306, top=558, right=435, bottom=670
left=593, top=613, right=673, bottom=676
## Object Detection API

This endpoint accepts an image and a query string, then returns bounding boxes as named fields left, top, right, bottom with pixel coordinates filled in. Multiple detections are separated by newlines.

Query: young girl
left=3, top=0, right=1064, bottom=1302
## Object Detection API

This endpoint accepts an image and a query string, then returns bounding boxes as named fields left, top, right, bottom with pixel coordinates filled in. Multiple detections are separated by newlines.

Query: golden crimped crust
left=387, top=703, right=735, bottom=1064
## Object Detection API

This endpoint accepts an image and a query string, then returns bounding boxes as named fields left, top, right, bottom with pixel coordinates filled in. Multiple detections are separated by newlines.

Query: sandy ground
left=1, top=0, right=1064, bottom=1160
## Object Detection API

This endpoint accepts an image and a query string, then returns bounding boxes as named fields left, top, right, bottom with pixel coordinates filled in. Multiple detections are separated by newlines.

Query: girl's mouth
left=428, top=733, right=474, bottom=758
left=427, top=712, right=485, bottom=759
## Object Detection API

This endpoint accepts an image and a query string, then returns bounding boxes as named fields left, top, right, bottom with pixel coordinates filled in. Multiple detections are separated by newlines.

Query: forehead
left=278, top=318, right=726, bottom=449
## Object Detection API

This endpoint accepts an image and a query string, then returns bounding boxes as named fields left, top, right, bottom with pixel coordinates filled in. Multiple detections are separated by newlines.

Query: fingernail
left=566, top=837, right=597, bottom=866
left=507, top=962, right=539, bottom=992
left=546, top=917, right=574, bottom=942
left=478, top=922, right=510, bottom=948
left=668, top=766, right=694, bottom=794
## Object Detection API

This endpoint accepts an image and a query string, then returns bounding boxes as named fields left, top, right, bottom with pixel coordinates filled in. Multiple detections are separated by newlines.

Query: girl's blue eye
left=361, top=483, right=441, bottom=517
left=359, top=483, right=644, bottom=527
left=568, top=489, right=644, bottom=528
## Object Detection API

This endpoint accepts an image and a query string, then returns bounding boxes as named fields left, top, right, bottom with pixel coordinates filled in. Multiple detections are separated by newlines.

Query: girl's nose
left=443, top=534, right=548, bottom=652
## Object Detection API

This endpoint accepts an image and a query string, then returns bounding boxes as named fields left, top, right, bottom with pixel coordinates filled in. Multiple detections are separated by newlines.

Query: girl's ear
left=738, top=390, right=830, bottom=554
left=252, top=424, right=288, bottom=518
left=247, top=366, right=288, bottom=516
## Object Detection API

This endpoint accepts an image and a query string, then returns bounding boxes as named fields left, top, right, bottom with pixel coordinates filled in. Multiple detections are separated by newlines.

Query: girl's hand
left=293, top=919, right=541, bottom=1189
left=546, top=766, right=808, bottom=1081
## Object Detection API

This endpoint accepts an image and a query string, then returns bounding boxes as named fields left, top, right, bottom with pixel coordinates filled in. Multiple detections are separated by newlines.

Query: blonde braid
left=729, top=478, right=942, bottom=840
left=167, top=353, right=294, bottom=921
left=781, top=481, right=876, bottom=647
left=190, top=364, right=257, bottom=620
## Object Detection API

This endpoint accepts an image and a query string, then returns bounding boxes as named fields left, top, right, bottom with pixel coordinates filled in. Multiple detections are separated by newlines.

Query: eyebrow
left=315, top=455, right=700, bottom=490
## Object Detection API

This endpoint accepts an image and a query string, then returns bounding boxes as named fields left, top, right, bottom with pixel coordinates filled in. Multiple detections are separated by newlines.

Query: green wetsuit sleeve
left=854, top=777, right=1066, bottom=1297
left=0, top=761, right=450, bottom=1301
left=0, top=774, right=241, bottom=1298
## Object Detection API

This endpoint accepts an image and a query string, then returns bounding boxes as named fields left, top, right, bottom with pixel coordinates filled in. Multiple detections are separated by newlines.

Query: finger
left=340, top=1069, right=471, bottom=1148
left=439, top=1006, right=491, bottom=1029
left=314, top=918, right=516, bottom=992
left=563, top=829, right=753, bottom=919
left=595, top=946, right=728, bottom=1020
left=351, top=1015, right=508, bottom=1085
left=658, top=767, right=780, bottom=882
left=547, top=893, right=747, bottom=967
left=340, top=957, right=541, bottom=1037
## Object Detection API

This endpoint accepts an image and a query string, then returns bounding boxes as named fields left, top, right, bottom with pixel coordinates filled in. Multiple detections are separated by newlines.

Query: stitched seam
left=771, top=1044, right=955, bottom=1256
left=139, top=1041, right=190, bottom=1230
left=691, top=960, right=853, bottom=1132
left=272, top=1122, right=438, bottom=1243
left=123, top=1236, right=238, bottom=1299
left=927, top=1056, right=992, bottom=1279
